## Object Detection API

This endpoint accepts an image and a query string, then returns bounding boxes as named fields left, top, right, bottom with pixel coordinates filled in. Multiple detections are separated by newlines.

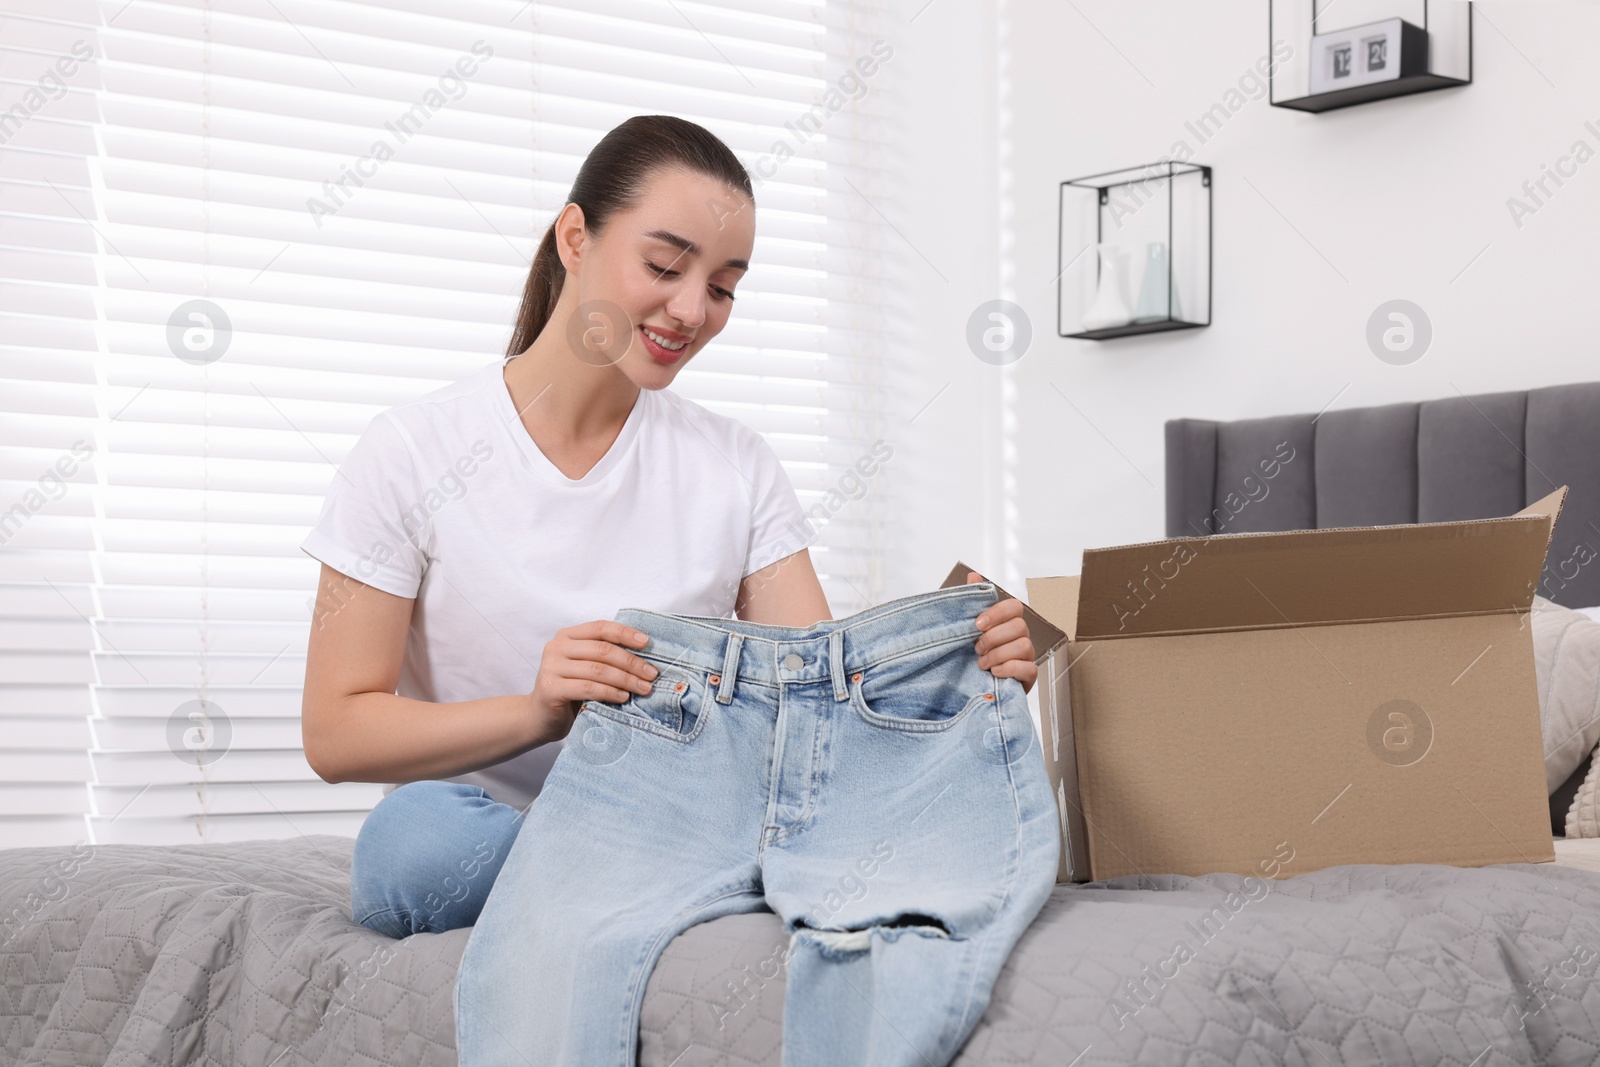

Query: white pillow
left=1578, top=605, right=1600, bottom=624
left=1532, top=596, right=1600, bottom=793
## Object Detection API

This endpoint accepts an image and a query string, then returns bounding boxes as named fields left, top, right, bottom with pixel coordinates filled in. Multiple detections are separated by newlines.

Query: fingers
left=566, top=619, right=650, bottom=648
left=559, top=659, right=655, bottom=705
left=977, top=633, right=1034, bottom=672
left=975, top=596, right=1028, bottom=672
left=974, top=612, right=1028, bottom=656
left=560, top=652, right=652, bottom=700
left=577, top=673, right=652, bottom=705
left=974, top=608, right=1039, bottom=691
left=565, top=637, right=658, bottom=684
left=974, top=595, right=1022, bottom=632
left=537, top=627, right=662, bottom=710
left=990, top=658, right=1038, bottom=695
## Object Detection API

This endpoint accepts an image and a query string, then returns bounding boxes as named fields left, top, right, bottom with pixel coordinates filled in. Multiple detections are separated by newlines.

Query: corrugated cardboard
left=1023, top=489, right=1567, bottom=883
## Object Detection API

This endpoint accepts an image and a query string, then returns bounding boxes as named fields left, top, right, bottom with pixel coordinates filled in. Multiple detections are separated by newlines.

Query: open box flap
left=1515, top=485, right=1568, bottom=547
left=941, top=561, right=1069, bottom=660
left=1024, top=575, right=1081, bottom=643
left=1073, top=500, right=1565, bottom=640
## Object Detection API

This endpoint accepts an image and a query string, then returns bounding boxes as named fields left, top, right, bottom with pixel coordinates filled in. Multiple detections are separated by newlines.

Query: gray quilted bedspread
left=6, top=834, right=1600, bottom=1066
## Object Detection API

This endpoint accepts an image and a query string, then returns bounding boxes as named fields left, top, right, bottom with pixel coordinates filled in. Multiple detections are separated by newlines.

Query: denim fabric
left=454, top=582, right=1060, bottom=1067
left=349, top=780, right=524, bottom=940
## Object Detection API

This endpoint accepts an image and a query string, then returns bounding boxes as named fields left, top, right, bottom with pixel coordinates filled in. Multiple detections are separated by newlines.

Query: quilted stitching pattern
left=640, top=865, right=1600, bottom=1067
left=1, top=835, right=462, bottom=1067
left=9, top=837, right=1600, bottom=1065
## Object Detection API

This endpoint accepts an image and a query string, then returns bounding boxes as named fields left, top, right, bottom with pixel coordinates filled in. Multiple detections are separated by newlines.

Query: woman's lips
left=638, top=325, right=686, bottom=364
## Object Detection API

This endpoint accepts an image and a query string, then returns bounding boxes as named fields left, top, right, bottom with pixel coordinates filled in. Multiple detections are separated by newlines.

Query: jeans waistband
left=615, top=583, right=1001, bottom=704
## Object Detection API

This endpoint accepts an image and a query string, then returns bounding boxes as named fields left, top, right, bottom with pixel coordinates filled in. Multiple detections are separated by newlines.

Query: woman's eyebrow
left=643, top=228, right=748, bottom=271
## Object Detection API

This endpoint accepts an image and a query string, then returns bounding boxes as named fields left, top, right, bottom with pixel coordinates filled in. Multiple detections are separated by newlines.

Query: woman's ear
left=553, top=202, right=589, bottom=274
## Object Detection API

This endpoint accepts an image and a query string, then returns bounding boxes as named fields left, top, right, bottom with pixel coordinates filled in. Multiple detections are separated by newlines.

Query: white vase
left=1081, top=243, right=1134, bottom=332
left=1133, top=241, right=1182, bottom=323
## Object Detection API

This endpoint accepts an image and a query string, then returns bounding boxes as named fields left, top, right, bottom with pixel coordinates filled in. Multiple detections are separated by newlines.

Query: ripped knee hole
left=796, top=913, right=951, bottom=954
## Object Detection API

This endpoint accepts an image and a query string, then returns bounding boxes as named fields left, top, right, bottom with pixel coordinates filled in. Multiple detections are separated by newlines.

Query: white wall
left=991, top=0, right=1600, bottom=584
left=862, top=0, right=1007, bottom=601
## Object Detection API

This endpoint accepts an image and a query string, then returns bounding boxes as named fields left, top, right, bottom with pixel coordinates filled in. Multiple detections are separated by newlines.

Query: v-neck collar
left=493, top=358, right=649, bottom=488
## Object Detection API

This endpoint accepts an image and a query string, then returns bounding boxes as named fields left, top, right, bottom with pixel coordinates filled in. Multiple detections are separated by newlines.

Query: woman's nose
left=666, top=289, right=706, bottom=330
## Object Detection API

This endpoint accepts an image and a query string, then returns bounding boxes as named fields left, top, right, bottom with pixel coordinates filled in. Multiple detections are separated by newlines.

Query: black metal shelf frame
left=1057, top=161, right=1213, bottom=342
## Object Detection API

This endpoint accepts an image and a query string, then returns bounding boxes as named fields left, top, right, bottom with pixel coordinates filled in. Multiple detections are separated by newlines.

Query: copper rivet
left=675, top=682, right=685, bottom=692
left=851, top=672, right=862, bottom=683
left=710, top=674, right=720, bottom=684
left=984, top=693, right=995, bottom=701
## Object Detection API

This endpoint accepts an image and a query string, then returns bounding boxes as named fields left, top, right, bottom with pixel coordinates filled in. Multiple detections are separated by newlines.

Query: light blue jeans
left=349, top=781, right=524, bottom=940
left=454, top=582, right=1060, bottom=1067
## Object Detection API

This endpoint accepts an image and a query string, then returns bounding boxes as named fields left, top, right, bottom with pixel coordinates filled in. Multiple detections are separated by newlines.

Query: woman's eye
left=649, top=260, right=734, bottom=301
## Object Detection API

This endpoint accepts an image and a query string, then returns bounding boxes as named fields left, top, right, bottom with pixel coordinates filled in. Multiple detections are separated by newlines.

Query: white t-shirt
left=300, top=357, right=818, bottom=813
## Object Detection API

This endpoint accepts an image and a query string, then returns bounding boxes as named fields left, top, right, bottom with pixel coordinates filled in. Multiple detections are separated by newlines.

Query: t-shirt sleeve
left=299, top=412, right=429, bottom=599
left=741, top=430, right=818, bottom=579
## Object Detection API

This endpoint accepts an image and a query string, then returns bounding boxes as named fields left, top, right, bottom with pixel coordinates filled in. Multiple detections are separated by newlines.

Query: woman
left=299, top=114, right=1039, bottom=941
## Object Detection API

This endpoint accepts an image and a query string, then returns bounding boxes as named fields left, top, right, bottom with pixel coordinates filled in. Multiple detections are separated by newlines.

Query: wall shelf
left=1057, top=162, right=1212, bottom=342
left=1269, top=1, right=1472, bottom=113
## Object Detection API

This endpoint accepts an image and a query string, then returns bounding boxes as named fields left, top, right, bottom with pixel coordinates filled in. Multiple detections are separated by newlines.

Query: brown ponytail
left=504, top=115, right=755, bottom=358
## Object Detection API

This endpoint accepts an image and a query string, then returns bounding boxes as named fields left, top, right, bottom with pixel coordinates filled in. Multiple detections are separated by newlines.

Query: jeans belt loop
left=716, top=632, right=743, bottom=704
left=830, top=629, right=847, bottom=702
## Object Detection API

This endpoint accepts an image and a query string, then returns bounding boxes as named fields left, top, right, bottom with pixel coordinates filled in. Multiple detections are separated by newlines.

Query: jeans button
left=782, top=653, right=805, bottom=671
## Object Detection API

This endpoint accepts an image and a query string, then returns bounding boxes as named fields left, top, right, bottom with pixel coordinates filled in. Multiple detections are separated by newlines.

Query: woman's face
left=563, top=166, right=755, bottom=387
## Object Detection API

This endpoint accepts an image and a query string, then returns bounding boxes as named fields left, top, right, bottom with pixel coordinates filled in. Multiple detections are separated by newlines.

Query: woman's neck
left=504, top=317, right=640, bottom=449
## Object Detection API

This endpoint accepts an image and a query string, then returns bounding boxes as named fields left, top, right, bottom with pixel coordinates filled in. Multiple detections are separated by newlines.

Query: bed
left=6, top=381, right=1600, bottom=1066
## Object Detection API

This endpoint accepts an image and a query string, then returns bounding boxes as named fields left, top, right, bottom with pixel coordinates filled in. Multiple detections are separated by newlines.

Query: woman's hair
left=505, top=114, right=754, bottom=357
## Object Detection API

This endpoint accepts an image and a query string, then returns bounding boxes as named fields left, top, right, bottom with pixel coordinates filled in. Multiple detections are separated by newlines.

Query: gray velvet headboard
left=1164, top=381, right=1600, bottom=834
left=1165, top=382, right=1600, bottom=609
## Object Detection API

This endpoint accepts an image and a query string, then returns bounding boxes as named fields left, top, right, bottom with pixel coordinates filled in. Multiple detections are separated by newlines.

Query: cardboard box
left=1018, top=489, right=1567, bottom=883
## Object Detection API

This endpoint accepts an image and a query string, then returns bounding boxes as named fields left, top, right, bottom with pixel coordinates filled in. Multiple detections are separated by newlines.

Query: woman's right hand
left=528, top=621, right=659, bottom=743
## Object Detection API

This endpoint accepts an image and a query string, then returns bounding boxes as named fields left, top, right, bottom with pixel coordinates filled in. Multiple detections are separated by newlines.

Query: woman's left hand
left=967, top=571, right=1037, bottom=695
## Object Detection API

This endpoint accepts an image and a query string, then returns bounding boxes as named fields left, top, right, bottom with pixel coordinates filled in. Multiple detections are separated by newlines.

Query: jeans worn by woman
left=348, top=781, right=524, bottom=940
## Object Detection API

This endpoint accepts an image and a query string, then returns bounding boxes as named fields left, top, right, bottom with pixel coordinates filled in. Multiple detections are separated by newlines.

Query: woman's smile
left=639, top=323, right=690, bottom=363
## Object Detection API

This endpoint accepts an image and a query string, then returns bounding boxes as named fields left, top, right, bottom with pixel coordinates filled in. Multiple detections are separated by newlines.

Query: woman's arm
left=303, top=562, right=657, bottom=784
left=302, top=563, right=553, bottom=785
left=733, top=553, right=1038, bottom=694
left=735, top=548, right=832, bottom=627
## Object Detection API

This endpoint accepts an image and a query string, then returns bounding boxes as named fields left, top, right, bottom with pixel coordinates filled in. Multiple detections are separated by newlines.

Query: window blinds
left=1, top=0, right=105, bottom=850
left=0, top=0, right=897, bottom=849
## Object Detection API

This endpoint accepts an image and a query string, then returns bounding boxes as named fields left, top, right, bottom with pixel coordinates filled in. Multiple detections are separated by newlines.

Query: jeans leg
left=349, top=780, right=524, bottom=939
left=764, top=646, right=1060, bottom=1066
left=454, top=668, right=771, bottom=1067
